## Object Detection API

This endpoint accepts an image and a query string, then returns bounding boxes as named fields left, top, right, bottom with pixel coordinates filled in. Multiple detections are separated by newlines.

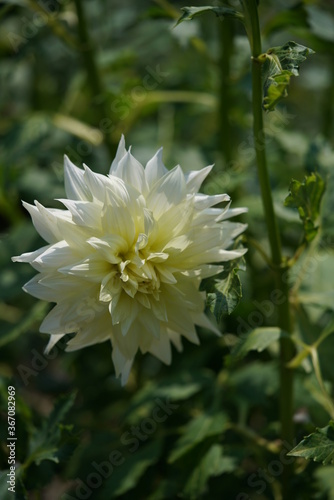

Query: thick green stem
left=241, top=0, right=295, bottom=491
left=73, top=0, right=116, bottom=159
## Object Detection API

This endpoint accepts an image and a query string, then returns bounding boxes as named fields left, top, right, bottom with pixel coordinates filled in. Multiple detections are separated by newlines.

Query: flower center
left=97, top=232, right=172, bottom=311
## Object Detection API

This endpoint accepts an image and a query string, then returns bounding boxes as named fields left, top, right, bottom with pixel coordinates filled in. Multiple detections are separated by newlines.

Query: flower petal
left=64, top=155, right=91, bottom=201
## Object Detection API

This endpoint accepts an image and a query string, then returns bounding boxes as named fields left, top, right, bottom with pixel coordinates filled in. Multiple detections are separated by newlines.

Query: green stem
left=241, top=0, right=295, bottom=491
left=73, top=0, right=116, bottom=159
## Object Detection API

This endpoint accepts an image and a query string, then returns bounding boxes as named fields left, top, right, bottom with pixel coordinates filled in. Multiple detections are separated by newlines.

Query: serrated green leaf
left=260, top=41, right=314, bottom=111
left=207, top=268, right=242, bottom=320
left=284, top=172, right=326, bottom=242
left=176, top=6, right=244, bottom=26
left=183, top=444, right=236, bottom=498
left=168, top=412, right=227, bottom=464
left=232, top=327, right=288, bottom=360
left=287, top=421, right=334, bottom=464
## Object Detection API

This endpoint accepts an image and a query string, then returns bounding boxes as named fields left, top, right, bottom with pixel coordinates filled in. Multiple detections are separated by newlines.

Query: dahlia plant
left=13, top=136, right=246, bottom=383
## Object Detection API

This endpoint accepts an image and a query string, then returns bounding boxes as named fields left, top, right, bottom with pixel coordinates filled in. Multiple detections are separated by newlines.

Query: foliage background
left=0, top=0, right=334, bottom=498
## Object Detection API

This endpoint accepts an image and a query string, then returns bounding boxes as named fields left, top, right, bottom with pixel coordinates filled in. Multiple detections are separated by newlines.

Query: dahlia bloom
left=13, top=137, right=247, bottom=384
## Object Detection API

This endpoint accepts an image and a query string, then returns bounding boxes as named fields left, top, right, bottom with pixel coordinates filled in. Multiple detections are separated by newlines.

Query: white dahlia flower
left=13, top=136, right=247, bottom=384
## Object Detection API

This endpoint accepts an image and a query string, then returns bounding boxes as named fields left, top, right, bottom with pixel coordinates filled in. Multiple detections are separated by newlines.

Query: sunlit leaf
left=288, top=421, right=334, bottom=464
left=284, top=172, right=326, bottom=242
left=260, top=41, right=314, bottom=111
left=207, top=269, right=242, bottom=320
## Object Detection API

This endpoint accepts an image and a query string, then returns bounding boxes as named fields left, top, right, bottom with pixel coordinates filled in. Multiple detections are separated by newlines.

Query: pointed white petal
left=33, top=240, right=76, bottom=269
left=145, top=147, right=168, bottom=188
left=109, top=135, right=127, bottom=173
left=64, top=155, right=91, bottom=201
left=194, top=193, right=230, bottom=210
left=185, top=164, right=214, bottom=193
left=57, top=199, right=103, bottom=228
left=44, top=333, right=66, bottom=354
left=168, top=329, right=183, bottom=352
left=148, top=333, right=172, bottom=365
left=22, top=202, right=59, bottom=244
left=192, top=312, right=221, bottom=336
left=146, top=165, right=187, bottom=219
left=216, top=207, right=248, bottom=221
left=112, top=150, right=148, bottom=195
left=12, top=245, right=49, bottom=270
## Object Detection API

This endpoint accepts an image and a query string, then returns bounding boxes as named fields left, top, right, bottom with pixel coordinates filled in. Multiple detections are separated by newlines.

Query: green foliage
left=182, top=444, right=236, bottom=498
left=260, top=41, right=314, bottom=111
left=168, top=411, right=227, bottom=463
left=1, top=1, right=333, bottom=499
left=176, top=6, right=244, bottom=26
left=288, top=421, right=334, bottom=464
left=284, top=172, right=326, bottom=242
left=103, top=440, right=163, bottom=498
left=206, top=248, right=245, bottom=321
left=207, top=268, right=242, bottom=320
left=24, top=392, right=77, bottom=468
left=232, top=327, right=288, bottom=360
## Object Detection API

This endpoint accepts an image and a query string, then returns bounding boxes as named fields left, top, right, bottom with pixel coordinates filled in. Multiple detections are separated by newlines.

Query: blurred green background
left=1, top=0, right=334, bottom=498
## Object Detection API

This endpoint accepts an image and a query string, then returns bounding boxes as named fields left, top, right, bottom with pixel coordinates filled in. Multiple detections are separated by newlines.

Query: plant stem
left=73, top=0, right=116, bottom=159
left=241, top=0, right=295, bottom=490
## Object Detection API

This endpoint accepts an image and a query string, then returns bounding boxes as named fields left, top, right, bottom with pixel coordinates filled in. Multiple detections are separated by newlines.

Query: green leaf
left=168, top=412, right=227, bottom=464
left=260, top=41, right=314, bottom=111
left=103, top=440, right=163, bottom=498
left=25, top=392, right=76, bottom=467
left=314, top=466, right=334, bottom=500
left=176, top=6, right=244, bottom=26
left=287, top=421, right=334, bottom=464
left=205, top=247, right=245, bottom=321
left=183, top=444, right=236, bottom=498
left=232, top=327, right=288, bottom=360
left=207, top=268, right=242, bottom=320
left=284, top=172, right=326, bottom=242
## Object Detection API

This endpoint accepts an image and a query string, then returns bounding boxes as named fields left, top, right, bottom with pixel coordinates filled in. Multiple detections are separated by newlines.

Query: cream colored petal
left=64, top=155, right=92, bottom=201
left=167, top=329, right=183, bottom=352
left=111, top=346, right=134, bottom=385
left=216, top=207, right=248, bottom=221
left=113, top=150, right=148, bottom=195
left=145, top=147, right=168, bottom=188
left=22, top=202, right=60, bottom=244
left=39, top=304, right=79, bottom=334
left=192, top=312, right=221, bottom=336
left=65, top=312, right=111, bottom=350
left=57, top=199, right=103, bottom=229
left=33, top=240, right=77, bottom=269
left=146, top=165, right=186, bottom=220
left=59, top=257, right=110, bottom=282
left=109, top=134, right=127, bottom=173
left=185, top=164, right=213, bottom=193
left=12, top=245, right=50, bottom=270
left=147, top=332, right=172, bottom=365
left=44, top=333, right=67, bottom=354
left=194, top=193, right=230, bottom=210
